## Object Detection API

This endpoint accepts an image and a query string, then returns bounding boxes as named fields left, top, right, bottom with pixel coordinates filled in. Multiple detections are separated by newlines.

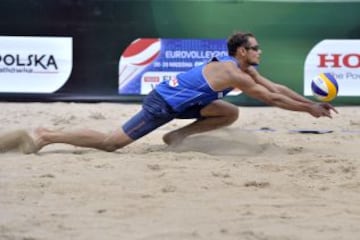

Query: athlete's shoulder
left=208, top=56, right=238, bottom=70
left=212, top=55, right=239, bottom=65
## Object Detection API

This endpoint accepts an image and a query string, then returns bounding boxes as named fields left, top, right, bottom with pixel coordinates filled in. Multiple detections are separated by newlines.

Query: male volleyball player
left=24, top=32, right=338, bottom=153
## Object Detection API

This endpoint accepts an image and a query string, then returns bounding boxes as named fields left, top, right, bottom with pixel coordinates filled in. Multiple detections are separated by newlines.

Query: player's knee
left=225, top=106, right=239, bottom=124
left=102, top=144, right=117, bottom=152
left=101, top=131, right=133, bottom=152
left=101, top=140, right=124, bottom=152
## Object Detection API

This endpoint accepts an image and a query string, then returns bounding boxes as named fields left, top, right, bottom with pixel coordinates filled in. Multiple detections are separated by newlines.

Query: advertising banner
left=0, top=36, right=73, bottom=93
left=0, top=0, right=359, bottom=104
left=304, top=40, right=360, bottom=97
left=118, top=38, right=236, bottom=95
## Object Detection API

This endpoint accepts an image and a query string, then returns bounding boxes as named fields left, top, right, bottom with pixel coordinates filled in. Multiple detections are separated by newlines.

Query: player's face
left=245, top=37, right=262, bottom=65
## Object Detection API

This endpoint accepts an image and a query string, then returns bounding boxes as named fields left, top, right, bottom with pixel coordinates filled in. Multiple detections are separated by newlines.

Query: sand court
left=0, top=102, right=359, bottom=240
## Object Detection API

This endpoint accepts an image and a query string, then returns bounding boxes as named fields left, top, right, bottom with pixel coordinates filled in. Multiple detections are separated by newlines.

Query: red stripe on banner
left=133, top=51, right=160, bottom=66
left=122, top=39, right=159, bottom=57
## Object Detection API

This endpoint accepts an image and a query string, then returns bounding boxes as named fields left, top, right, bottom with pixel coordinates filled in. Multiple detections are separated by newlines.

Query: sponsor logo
left=0, top=54, right=58, bottom=72
left=0, top=36, right=73, bottom=93
left=168, top=77, right=179, bottom=88
left=304, top=40, right=360, bottom=96
left=317, top=53, right=360, bottom=68
left=143, top=76, right=160, bottom=82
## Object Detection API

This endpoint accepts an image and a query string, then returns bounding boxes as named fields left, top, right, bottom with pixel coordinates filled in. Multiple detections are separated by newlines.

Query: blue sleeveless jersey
left=155, top=56, right=238, bottom=112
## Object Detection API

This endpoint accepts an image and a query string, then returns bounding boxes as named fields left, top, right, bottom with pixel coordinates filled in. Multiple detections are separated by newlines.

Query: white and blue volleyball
left=311, top=73, right=339, bottom=102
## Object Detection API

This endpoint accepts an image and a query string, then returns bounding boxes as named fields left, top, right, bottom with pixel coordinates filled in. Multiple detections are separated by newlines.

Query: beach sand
left=0, top=102, right=359, bottom=240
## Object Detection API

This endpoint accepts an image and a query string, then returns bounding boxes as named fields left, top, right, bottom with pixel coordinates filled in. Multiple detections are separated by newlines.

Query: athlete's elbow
left=275, top=84, right=288, bottom=94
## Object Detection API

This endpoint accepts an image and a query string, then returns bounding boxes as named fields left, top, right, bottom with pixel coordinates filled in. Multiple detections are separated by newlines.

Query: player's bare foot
left=33, top=128, right=54, bottom=151
left=163, top=131, right=186, bottom=146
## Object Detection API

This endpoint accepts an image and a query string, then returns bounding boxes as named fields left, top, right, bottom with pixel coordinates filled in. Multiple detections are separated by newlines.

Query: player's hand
left=309, top=102, right=338, bottom=118
left=319, top=102, right=338, bottom=114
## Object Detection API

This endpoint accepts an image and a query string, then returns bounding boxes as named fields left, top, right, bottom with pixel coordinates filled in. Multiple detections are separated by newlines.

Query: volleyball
left=311, top=73, right=339, bottom=102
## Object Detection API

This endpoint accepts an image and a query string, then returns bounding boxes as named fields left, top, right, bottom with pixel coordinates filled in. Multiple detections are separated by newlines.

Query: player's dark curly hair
left=227, top=32, right=255, bottom=56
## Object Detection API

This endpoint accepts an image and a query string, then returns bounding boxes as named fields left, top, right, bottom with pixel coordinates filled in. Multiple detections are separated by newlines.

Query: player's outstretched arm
left=246, top=66, right=313, bottom=104
left=247, top=68, right=338, bottom=115
left=240, top=80, right=334, bottom=118
left=228, top=65, right=337, bottom=118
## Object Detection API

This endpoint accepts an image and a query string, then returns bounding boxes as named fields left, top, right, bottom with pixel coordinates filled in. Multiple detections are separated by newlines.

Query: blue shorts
left=122, top=90, right=205, bottom=140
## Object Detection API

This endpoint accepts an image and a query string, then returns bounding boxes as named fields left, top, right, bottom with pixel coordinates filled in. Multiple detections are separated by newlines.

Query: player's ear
left=237, top=47, right=247, bottom=57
